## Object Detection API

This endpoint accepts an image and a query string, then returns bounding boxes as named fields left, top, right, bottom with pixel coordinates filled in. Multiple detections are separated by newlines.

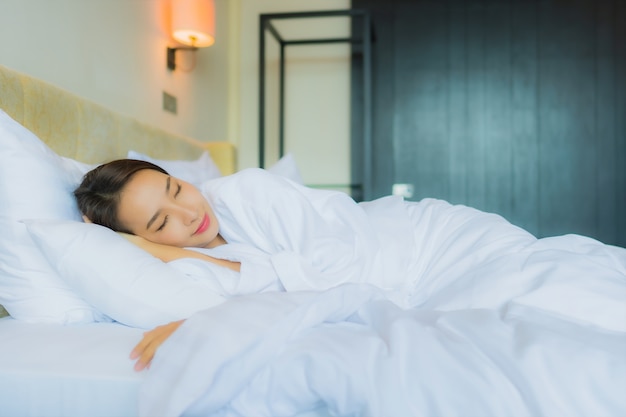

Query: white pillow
left=127, top=150, right=222, bottom=188
left=0, top=110, right=105, bottom=323
left=60, top=156, right=98, bottom=184
left=267, top=153, right=304, bottom=184
left=25, top=220, right=229, bottom=329
left=128, top=149, right=304, bottom=186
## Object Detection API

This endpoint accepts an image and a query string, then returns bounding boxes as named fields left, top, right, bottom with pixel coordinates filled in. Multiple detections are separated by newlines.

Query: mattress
left=0, top=317, right=335, bottom=417
left=0, top=317, right=145, bottom=417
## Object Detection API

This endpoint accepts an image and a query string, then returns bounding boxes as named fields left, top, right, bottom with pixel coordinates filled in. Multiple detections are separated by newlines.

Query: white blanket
left=140, top=171, right=626, bottom=417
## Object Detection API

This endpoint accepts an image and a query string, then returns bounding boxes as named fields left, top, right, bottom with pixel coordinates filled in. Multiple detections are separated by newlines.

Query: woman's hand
left=130, top=319, right=185, bottom=371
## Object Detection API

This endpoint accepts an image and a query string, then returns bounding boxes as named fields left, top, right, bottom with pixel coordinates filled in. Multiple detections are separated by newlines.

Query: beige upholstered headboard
left=0, top=64, right=236, bottom=173
left=0, top=64, right=236, bottom=318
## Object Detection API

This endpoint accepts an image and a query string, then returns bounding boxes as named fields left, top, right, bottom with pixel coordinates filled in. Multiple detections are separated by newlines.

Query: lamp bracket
left=167, top=46, right=198, bottom=71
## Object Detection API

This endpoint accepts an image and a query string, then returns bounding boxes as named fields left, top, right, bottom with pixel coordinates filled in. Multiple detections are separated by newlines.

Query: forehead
left=125, top=169, right=167, bottom=190
left=118, top=170, right=168, bottom=215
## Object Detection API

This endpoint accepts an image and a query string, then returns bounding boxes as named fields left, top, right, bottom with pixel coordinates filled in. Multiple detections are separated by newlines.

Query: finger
left=131, top=320, right=184, bottom=371
left=130, top=331, right=153, bottom=359
left=134, top=333, right=170, bottom=371
left=133, top=339, right=159, bottom=371
left=131, top=327, right=170, bottom=369
left=134, top=350, right=154, bottom=371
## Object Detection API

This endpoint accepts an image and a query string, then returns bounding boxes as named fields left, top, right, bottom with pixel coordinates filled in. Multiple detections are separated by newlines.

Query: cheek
left=188, top=192, right=206, bottom=208
left=146, top=223, right=188, bottom=246
left=165, top=222, right=189, bottom=241
left=184, top=185, right=206, bottom=203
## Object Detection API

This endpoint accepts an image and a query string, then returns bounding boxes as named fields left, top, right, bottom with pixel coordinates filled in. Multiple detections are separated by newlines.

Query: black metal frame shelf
left=258, top=9, right=373, bottom=200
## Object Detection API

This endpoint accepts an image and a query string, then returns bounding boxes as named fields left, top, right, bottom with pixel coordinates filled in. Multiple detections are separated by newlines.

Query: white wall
left=234, top=0, right=352, bottom=187
left=1, top=0, right=351, bottom=184
left=0, top=0, right=230, bottom=143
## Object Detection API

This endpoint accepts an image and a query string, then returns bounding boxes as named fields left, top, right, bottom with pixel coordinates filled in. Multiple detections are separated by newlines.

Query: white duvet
left=140, top=170, right=626, bottom=417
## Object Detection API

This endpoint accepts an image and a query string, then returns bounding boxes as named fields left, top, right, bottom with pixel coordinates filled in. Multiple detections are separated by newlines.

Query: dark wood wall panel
left=483, top=2, right=514, bottom=221
left=447, top=2, right=469, bottom=206
left=352, top=0, right=626, bottom=247
left=538, top=0, right=596, bottom=239
left=595, top=0, right=617, bottom=244
left=510, top=0, right=540, bottom=235
left=616, top=0, right=626, bottom=246
left=465, top=2, right=488, bottom=212
left=394, top=2, right=448, bottom=201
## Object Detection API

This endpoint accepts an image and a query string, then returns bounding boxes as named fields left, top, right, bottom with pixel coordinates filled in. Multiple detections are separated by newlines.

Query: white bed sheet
left=0, top=317, right=145, bottom=417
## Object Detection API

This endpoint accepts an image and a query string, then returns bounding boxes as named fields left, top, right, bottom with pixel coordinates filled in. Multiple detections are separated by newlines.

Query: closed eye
left=156, top=215, right=169, bottom=232
left=174, top=183, right=181, bottom=198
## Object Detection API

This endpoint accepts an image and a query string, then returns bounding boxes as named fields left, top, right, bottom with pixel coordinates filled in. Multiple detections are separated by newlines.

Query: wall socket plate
left=163, top=91, right=177, bottom=114
left=392, top=183, right=414, bottom=199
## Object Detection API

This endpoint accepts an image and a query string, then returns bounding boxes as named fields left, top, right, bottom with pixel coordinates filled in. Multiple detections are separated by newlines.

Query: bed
left=0, top=64, right=238, bottom=417
left=2, top=63, right=626, bottom=417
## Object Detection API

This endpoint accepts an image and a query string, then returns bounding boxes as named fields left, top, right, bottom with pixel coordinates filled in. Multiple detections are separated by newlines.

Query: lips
left=194, top=214, right=210, bottom=235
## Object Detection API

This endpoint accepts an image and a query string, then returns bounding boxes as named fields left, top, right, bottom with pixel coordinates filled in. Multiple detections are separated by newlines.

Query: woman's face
left=116, top=169, right=220, bottom=248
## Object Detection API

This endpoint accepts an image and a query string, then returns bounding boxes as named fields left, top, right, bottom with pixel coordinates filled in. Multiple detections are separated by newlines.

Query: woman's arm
left=119, top=233, right=240, bottom=272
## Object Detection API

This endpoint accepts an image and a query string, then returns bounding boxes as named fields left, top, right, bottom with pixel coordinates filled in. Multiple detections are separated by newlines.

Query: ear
left=82, top=215, right=93, bottom=224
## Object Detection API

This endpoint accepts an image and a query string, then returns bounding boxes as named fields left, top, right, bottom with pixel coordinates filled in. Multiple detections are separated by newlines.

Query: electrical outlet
left=392, top=183, right=414, bottom=199
left=163, top=91, right=177, bottom=114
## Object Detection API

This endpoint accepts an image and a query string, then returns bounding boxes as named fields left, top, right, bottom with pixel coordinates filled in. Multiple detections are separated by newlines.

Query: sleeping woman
left=74, top=159, right=626, bottom=371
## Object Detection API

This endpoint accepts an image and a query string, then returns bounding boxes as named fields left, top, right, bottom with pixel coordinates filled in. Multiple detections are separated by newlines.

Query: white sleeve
left=206, top=169, right=381, bottom=291
left=183, top=243, right=285, bottom=295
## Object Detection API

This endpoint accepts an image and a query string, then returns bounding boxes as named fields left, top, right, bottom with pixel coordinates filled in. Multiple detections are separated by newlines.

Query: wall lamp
left=167, top=0, right=215, bottom=71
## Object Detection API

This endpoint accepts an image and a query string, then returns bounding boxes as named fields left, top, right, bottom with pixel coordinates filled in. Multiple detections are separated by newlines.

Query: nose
left=175, top=205, right=197, bottom=226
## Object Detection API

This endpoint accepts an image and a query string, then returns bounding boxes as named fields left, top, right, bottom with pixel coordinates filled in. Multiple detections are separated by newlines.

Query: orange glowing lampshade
left=172, top=0, right=215, bottom=48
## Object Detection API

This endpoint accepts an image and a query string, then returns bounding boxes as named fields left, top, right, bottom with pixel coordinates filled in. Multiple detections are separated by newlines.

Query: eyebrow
left=146, top=176, right=171, bottom=230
